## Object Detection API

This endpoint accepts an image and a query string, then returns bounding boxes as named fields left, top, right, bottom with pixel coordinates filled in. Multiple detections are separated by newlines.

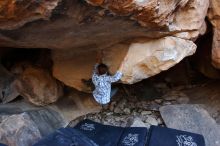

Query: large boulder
left=160, top=104, right=220, bottom=146
left=0, top=108, right=66, bottom=146
left=118, top=37, right=196, bottom=84
left=52, top=36, right=196, bottom=91
left=0, top=113, right=42, bottom=146
left=15, top=67, right=63, bottom=106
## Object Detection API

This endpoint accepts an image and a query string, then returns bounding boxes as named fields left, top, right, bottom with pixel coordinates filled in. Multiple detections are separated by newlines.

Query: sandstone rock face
left=0, top=0, right=60, bottom=30
left=208, top=0, right=220, bottom=69
left=52, top=50, right=97, bottom=92
left=53, top=37, right=196, bottom=91
left=0, top=0, right=157, bottom=50
left=15, top=67, right=63, bottom=106
left=0, top=0, right=212, bottom=92
left=0, top=0, right=208, bottom=49
left=86, top=0, right=209, bottom=34
left=118, top=37, right=196, bottom=84
left=0, top=113, right=42, bottom=146
left=52, top=44, right=129, bottom=92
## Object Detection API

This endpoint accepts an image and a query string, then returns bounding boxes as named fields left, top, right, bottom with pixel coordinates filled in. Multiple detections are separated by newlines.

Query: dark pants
left=101, top=87, right=118, bottom=109
left=110, top=87, right=118, bottom=98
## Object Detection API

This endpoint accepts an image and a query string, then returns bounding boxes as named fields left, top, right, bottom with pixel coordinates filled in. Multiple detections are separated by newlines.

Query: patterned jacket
left=92, top=64, right=122, bottom=104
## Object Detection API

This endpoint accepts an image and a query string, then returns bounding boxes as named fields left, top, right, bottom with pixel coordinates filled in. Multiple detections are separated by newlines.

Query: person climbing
left=92, top=50, right=123, bottom=105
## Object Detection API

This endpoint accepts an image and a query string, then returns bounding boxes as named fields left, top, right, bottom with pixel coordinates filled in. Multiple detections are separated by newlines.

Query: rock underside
left=1, top=0, right=218, bottom=97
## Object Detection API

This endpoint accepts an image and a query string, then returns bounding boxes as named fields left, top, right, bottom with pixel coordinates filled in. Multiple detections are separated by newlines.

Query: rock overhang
left=0, top=0, right=216, bottom=93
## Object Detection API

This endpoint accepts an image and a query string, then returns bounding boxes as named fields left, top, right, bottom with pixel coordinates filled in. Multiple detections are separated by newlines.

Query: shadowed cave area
left=1, top=27, right=220, bottom=143
left=1, top=0, right=220, bottom=145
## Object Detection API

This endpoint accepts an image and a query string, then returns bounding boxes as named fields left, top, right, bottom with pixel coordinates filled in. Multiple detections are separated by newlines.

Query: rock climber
left=92, top=50, right=123, bottom=106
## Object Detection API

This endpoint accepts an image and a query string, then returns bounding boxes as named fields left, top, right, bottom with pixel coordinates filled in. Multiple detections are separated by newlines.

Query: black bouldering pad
left=147, top=125, right=205, bottom=146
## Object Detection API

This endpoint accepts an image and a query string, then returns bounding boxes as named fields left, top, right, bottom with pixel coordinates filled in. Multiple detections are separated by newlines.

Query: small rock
left=176, top=97, right=189, bottom=104
left=137, top=109, right=143, bottom=113
left=115, top=117, right=121, bottom=122
left=147, top=104, right=161, bottom=111
left=103, top=121, right=109, bottom=125
left=113, top=99, right=127, bottom=114
left=163, top=101, right=172, bottom=105
left=163, top=96, right=176, bottom=101
left=127, top=117, right=148, bottom=128
left=106, top=112, right=113, bottom=116
left=117, top=99, right=127, bottom=109
left=163, top=91, right=183, bottom=101
left=145, top=115, right=158, bottom=126
left=114, top=107, right=123, bottom=114
left=132, top=111, right=139, bottom=116
left=123, top=108, right=131, bottom=114
left=157, top=118, right=163, bottom=125
left=109, top=101, right=116, bottom=111
left=141, top=111, right=152, bottom=116
left=154, top=99, right=163, bottom=104
left=143, top=122, right=151, bottom=128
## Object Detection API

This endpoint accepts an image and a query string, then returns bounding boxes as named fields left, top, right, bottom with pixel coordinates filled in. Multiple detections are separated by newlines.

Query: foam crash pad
left=33, top=127, right=98, bottom=146
left=147, top=125, right=205, bottom=146
left=74, top=119, right=148, bottom=146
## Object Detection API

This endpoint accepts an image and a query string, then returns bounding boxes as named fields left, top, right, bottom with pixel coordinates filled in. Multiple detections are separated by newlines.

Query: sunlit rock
left=52, top=37, right=196, bottom=91
left=86, top=0, right=209, bottom=34
left=110, top=37, right=197, bottom=84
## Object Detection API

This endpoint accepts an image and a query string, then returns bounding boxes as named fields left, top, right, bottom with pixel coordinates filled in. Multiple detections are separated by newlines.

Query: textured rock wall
left=119, top=37, right=196, bottom=84
left=0, top=0, right=60, bottom=30
left=15, top=67, right=63, bottom=106
left=0, top=113, right=41, bottom=146
left=208, top=0, right=220, bottom=68
left=50, top=0, right=207, bottom=91
left=0, top=108, right=67, bottom=146
left=0, top=0, right=218, bottom=94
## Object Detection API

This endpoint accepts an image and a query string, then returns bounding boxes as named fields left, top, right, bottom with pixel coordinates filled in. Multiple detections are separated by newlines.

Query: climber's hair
left=98, top=63, right=109, bottom=75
